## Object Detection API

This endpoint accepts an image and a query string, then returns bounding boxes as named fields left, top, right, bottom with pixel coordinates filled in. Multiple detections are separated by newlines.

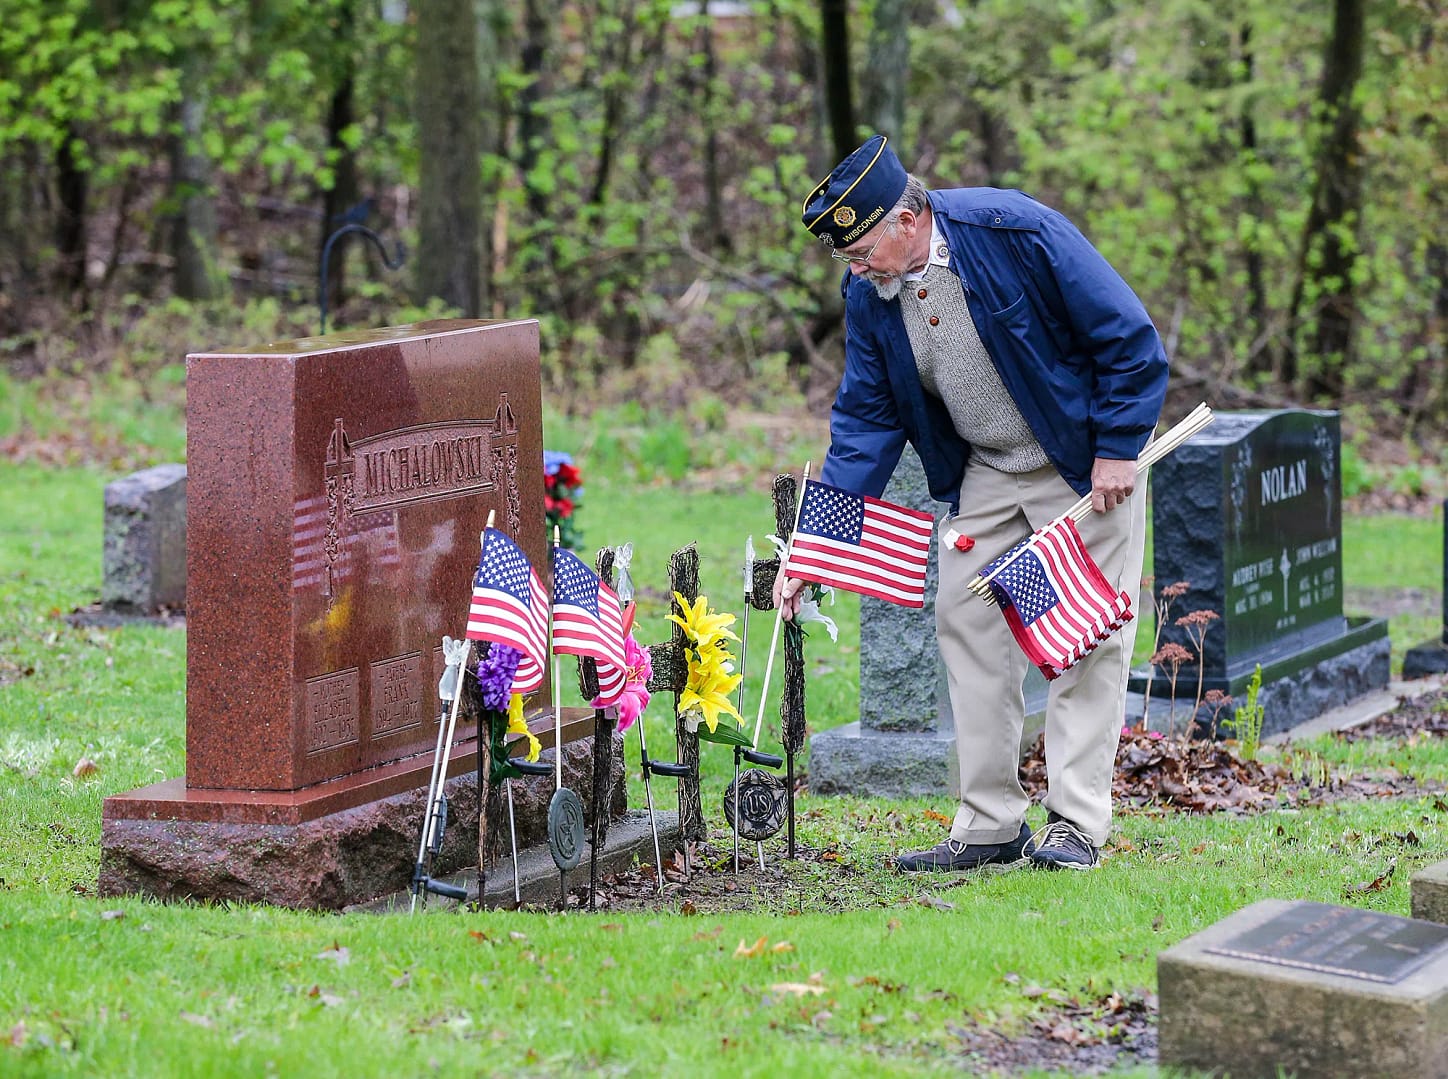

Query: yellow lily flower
left=669, top=592, right=739, bottom=651
left=505, top=692, right=541, bottom=762
left=679, top=642, right=744, bottom=733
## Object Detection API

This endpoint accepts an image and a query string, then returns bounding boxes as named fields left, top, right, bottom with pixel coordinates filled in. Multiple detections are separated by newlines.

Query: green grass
left=2, top=450, right=1446, bottom=1077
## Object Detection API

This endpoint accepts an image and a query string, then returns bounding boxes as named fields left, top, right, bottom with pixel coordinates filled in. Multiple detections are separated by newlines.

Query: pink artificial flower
left=595, top=631, right=652, bottom=732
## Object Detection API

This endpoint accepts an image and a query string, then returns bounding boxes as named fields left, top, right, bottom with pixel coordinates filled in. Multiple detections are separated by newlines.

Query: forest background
left=1, top=0, right=1445, bottom=490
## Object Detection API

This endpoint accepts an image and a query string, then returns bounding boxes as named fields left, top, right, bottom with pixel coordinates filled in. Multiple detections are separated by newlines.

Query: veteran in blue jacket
left=777, top=135, right=1168, bottom=872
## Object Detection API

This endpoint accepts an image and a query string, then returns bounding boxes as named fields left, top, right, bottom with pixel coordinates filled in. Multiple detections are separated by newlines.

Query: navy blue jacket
left=820, top=188, right=1169, bottom=511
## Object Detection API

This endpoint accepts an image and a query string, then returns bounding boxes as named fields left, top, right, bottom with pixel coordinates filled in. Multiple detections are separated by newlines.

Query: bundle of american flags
left=463, top=527, right=630, bottom=704
left=976, top=517, right=1134, bottom=681
left=966, top=404, right=1215, bottom=680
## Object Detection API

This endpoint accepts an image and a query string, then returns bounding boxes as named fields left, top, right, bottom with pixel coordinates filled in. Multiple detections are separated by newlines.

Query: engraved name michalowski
left=351, top=421, right=495, bottom=509
left=311, top=393, right=523, bottom=598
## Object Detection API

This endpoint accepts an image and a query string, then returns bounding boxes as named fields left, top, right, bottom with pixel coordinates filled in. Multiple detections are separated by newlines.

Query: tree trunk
left=168, top=55, right=221, bottom=302
left=698, top=3, right=729, bottom=251
left=414, top=0, right=483, bottom=316
left=862, top=0, right=907, bottom=140
left=819, top=0, right=856, bottom=161
left=320, top=0, right=361, bottom=314
left=54, top=126, right=88, bottom=305
left=1282, top=0, right=1366, bottom=399
left=1238, top=21, right=1270, bottom=378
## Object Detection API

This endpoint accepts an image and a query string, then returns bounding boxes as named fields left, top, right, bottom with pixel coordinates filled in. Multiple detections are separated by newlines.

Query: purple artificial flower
left=476, top=643, right=522, bottom=712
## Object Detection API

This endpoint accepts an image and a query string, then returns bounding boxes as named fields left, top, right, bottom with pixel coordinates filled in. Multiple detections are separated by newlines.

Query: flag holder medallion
left=547, top=787, right=585, bottom=871
left=722, top=768, right=786, bottom=841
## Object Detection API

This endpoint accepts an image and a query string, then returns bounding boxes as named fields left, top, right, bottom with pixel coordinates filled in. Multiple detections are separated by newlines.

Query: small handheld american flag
left=550, top=546, right=628, bottom=706
left=465, top=528, right=549, bottom=694
left=784, top=479, right=934, bottom=608
left=979, top=517, right=1133, bottom=681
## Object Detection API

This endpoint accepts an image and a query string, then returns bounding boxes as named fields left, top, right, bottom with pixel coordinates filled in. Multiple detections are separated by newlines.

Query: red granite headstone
left=99, top=320, right=618, bottom=908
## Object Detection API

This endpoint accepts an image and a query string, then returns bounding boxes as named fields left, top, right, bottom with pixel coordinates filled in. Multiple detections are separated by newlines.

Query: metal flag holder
left=410, top=636, right=472, bottom=912
left=725, top=535, right=784, bottom=872
left=636, top=692, right=691, bottom=894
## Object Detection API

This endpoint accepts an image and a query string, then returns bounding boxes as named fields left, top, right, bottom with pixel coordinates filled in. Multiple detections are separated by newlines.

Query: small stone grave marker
left=1159, top=898, right=1448, bottom=1078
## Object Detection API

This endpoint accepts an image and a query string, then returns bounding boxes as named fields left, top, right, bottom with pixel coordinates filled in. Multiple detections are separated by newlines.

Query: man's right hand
left=772, top=561, right=806, bottom=621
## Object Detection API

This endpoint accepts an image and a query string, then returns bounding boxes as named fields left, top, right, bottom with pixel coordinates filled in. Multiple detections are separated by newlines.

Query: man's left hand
left=1090, top=456, right=1137, bottom=513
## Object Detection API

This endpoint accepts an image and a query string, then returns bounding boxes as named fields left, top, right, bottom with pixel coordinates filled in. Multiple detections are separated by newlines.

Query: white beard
left=871, top=275, right=903, bottom=301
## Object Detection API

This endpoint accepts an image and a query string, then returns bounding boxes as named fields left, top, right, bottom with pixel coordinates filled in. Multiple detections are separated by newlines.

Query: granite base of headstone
left=1133, top=410, right=1390, bottom=738
left=1402, top=497, right=1447, bottom=679
left=809, top=449, right=1047, bottom=798
left=1412, top=860, right=1448, bottom=926
left=99, top=320, right=623, bottom=909
left=1159, top=898, right=1448, bottom=1079
left=101, top=733, right=625, bottom=911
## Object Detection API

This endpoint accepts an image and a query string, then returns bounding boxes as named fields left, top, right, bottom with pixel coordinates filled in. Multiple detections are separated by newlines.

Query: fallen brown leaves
left=1020, top=724, right=1430, bottom=816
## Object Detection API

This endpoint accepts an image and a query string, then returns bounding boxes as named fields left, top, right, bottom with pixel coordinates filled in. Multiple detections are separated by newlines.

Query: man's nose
left=849, top=261, right=869, bottom=276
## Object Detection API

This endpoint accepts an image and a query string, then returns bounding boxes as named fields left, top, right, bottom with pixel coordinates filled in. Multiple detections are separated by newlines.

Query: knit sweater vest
left=899, top=263, right=1049, bottom=474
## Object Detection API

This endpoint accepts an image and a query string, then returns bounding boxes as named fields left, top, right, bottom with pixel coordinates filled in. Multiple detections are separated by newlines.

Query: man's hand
left=772, top=561, right=806, bottom=621
left=1090, top=456, right=1137, bottom=513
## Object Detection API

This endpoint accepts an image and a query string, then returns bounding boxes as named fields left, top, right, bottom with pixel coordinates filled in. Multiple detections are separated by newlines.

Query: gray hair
left=890, top=174, right=929, bottom=218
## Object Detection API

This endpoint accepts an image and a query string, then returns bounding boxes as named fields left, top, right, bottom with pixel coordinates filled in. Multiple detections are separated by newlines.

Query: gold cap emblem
left=832, top=206, right=857, bottom=228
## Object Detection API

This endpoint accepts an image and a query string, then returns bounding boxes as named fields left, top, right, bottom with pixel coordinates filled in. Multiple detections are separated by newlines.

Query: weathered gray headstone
left=1159, top=898, right=1448, bottom=1078
left=1138, top=410, right=1390, bottom=736
left=809, top=448, right=1047, bottom=797
left=101, top=464, right=188, bottom=613
left=1412, top=859, right=1448, bottom=926
left=1402, top=497, right=1448, bottom=678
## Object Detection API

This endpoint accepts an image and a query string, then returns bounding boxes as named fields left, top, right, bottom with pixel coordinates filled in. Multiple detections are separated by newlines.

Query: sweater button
left=928, top=316, right=940, bottom=326
left=917, top=288, right=928, bottom=299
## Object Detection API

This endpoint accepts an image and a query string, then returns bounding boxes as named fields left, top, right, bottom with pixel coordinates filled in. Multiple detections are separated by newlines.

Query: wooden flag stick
left=967, top=405, right=1215, bottom=600
left=550, top=525, right=563, bottom=791
left=751, top=462, right=811, bottom=750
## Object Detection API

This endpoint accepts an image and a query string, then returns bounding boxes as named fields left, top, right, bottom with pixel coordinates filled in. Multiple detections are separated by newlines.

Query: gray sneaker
left=895, top=822, right=1031, bottom=872
left=1023, top=813, right=1099, bottom=870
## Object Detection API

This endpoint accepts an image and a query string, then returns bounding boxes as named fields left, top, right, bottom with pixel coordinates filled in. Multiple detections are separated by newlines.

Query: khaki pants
left=936, top=461, right=1146, bottom=847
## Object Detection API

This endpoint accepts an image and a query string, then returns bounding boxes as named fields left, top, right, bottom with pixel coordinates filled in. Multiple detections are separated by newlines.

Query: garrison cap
left=801, top=134, right=908, bottom=249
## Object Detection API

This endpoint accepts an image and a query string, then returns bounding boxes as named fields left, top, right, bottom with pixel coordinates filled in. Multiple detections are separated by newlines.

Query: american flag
left=465, top=528, right=549, bottom=694
left=983, top=517, right=1133, bottom=680
left=550, top=546, right=627, bottom=706
left=784, top=480, right=934, bottom=608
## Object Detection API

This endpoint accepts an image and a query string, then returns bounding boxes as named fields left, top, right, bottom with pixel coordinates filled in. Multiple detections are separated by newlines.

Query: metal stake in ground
left=546, top=527, right=586, bottom=910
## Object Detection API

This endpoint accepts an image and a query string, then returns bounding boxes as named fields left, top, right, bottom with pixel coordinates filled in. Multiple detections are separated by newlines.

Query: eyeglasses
left=831, top=220, right=894, bottom=264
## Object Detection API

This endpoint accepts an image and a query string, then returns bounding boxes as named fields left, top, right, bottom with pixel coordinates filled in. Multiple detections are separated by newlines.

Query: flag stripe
left=984, top=518, right=1134, bottom=681
left=785, top=480, right=933, bottom=609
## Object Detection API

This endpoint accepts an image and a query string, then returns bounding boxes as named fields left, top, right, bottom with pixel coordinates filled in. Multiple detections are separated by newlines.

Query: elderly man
left=776, top=135, right=1168, bottom=871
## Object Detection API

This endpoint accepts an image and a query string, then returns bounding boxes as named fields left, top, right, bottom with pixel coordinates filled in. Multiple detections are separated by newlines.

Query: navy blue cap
left=801, top=135, right=908, bottom=249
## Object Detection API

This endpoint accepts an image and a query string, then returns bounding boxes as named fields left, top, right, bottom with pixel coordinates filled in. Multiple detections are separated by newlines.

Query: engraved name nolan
left=1260, top=458, right=1308, bottom=505
left=351, top=421, right=496, bottom=511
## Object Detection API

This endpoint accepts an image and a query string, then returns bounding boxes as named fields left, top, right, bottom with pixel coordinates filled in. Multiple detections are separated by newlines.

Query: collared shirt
left=902, top=215, right=951, bottom=283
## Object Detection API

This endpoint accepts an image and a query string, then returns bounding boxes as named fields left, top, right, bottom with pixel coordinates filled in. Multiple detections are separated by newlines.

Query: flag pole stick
left=752, top=462, right=811, bottom=750
left=733, top=536, right=754, bottom=875
left=550, top=525, right=563, bottom=793
left=967, top=405, right=1215, bottom=599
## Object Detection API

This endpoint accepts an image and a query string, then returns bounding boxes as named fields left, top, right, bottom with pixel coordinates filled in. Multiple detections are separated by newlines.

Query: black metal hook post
left=318, top=223, right=406, bottom=335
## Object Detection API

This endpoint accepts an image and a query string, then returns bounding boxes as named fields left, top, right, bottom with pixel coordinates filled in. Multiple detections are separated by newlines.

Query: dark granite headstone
left=100, top=320, right=620, bottom=908
left=1403, top=496, right=1448, bottom=678
left=1139, top=410, right=1389, bottom=735
left=810, top=448, right=1048, bottom=797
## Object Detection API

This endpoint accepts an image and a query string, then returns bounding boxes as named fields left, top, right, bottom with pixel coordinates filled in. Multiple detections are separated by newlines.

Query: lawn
left=1, top=449, right=1446, bottom=1077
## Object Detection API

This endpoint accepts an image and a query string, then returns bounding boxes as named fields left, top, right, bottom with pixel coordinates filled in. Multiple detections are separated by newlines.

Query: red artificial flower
left=556, top=462, right=582, bottom=487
